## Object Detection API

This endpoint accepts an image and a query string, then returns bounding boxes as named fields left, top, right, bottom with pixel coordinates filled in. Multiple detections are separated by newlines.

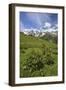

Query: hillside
left=20, top=32, right=58, bottom=77
left=20, top=32, right=57, bottom=48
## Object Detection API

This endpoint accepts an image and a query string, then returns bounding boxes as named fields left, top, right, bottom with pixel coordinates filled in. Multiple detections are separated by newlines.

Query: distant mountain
left=21, top=29, right=58, bottom=38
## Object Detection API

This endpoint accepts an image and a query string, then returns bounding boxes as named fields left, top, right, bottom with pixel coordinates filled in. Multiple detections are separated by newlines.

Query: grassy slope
left=20, top=32, right=58, bottom=77
left=20, top=32, right=56, bottom=48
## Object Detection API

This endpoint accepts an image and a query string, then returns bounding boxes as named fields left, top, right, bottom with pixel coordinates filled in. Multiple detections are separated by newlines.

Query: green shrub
left=45, top=53, right=54, bottom=65
left=20, top=45, right=56, bottom=77
left=46, top=59, right=54, bottom=65
left=26, top=52, right=45, bottom=71
left=20, top=49, right=25, bottom=53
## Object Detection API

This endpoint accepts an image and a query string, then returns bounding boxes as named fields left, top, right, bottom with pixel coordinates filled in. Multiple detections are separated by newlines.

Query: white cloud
left=51, top=24, right=58, bottom=30
left=44, top=22, right=51, bottom=28
left=42, top=23, right=58, bottom=32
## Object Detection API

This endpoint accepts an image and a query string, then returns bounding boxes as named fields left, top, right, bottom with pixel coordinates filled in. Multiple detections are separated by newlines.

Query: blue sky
left=20, top=12, right=58, bottom=32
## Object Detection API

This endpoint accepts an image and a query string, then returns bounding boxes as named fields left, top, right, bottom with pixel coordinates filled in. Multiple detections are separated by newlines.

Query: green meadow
left=20, top=32, right=58, bottom=77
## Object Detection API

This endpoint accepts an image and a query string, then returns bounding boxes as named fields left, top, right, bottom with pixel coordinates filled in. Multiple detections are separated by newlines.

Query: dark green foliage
left=46, top=54, right=54, bottom=65
left=46, top=59, right=54, bottom=65
left=26, top=52, right=44, bottom=71
left=20, top=51, right=46, bottom=77
left=20, top=49, right=25, bottom=53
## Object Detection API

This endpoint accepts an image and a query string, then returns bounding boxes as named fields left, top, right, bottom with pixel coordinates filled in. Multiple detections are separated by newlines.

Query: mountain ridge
left=20, top=29, right=58, bottom=37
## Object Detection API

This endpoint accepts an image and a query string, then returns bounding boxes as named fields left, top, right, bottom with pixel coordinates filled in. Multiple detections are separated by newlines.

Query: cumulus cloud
left=44, top=22, right=51, bottom=28
left=42, top=22, right=58, bottom=32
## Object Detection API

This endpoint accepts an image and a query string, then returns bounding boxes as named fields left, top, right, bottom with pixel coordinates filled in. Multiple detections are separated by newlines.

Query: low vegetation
left=20, top=32, right=58, bottom=77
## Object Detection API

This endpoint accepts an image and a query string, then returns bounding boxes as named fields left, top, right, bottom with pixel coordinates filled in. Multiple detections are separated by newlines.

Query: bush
left=45, top=53, right=54, bottom=65
left=21, top=48, right=55, bottom=77
left=46, top=59, right=54, bottom=65
left=20, top=49, right=25, bottom=53
left=20, top=50, right=47, bottom=77
left=26, top=52, right=45, bottom=71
